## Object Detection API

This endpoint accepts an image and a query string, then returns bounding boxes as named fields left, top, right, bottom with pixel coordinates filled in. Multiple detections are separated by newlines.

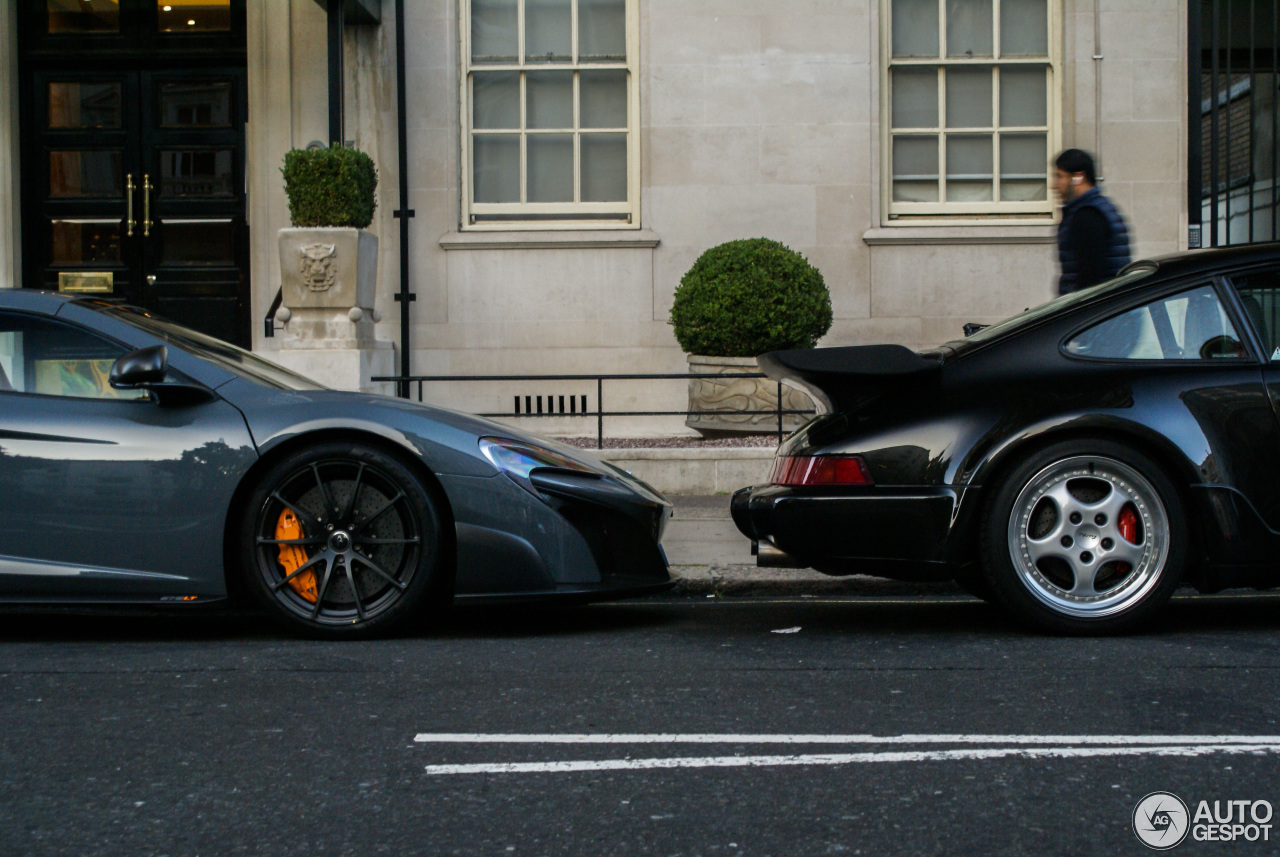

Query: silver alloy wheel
left=1007, top=455, right=1170, bottom=619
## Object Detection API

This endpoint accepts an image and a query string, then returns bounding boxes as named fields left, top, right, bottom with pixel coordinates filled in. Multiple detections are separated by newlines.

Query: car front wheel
left=980, top=440, right=1187, bottom=635
left=240, top=442, right=444, bottom=638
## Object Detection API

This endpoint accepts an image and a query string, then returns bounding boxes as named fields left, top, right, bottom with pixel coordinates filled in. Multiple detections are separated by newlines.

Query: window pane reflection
left=580, top=70, right=628, bottom=128
left=160, top=150, right=234, bottom=197
left=51, top=220, right=122, bottom=265
left=527, top=134, right=573, bottom=201
left=579, top=0, right=625, bottom=61
left=159, top=82, right=232, bottom=127
left=158, top=1, right=231, bottom=32
left=47, top=0, right=120, bottom=33
left=581, top=134, right=626, bottom=201
left=474, top=136, right=520, bottom=202
left=472, top=0, right=518, bottom=63
left=161, top=220, right=235, bottom=265
left=49, top=151, right=123, bottom=197
left=48, top=82, right=121, bottom=129
left=526, top=0, right=571, bottom=62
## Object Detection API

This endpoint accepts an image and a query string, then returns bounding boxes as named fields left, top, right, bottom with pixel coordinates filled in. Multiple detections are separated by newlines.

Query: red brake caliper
left=1115, top=505, right=1139, bottom=574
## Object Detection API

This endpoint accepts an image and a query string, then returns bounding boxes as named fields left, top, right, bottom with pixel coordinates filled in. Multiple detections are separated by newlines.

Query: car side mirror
left=109, top=345, right=215, bottom=406
left=110, top=345, right=168, bottom=387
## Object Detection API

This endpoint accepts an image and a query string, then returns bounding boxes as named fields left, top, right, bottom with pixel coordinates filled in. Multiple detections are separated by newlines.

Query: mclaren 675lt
left=0, top=290, right=671, bottom=637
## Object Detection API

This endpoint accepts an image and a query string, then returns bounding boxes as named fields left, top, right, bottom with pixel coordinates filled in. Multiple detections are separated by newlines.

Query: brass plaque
left=58, top=271, right=114, bottom=294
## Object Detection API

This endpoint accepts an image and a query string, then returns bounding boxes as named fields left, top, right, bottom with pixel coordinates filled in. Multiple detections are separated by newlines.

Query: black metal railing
left=368, top=372, right=817, bottom=449
left=264, top=286, right=283, bottom=338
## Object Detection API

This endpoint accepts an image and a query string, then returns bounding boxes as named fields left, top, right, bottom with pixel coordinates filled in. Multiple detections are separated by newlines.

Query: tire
left=979, top=439, right=1187, bottom=635
left=239, top=442, right=444, bottom=639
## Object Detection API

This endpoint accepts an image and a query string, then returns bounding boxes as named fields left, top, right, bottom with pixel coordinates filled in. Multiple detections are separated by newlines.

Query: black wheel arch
left=221, top=428, right=457, bottom=602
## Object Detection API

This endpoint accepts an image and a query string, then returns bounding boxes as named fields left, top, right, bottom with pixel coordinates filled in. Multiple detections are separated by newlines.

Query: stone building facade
left=0, top=1, right=1194, bottom=431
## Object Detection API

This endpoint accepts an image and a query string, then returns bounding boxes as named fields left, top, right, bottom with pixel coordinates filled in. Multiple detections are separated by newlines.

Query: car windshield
left=93, top=304, right=326, bottom=390
left=951, top=264, right=1159, bottom=349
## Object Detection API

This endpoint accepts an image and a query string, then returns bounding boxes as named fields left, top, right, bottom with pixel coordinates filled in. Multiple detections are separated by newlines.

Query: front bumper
left=444, top=469, right=673, bottom=599
left=731, top=483, right=964, bottom=579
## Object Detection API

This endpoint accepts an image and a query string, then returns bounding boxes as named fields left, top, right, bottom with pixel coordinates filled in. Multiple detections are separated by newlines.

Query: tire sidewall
left=980, top=439, right=1188, bottom=635
left=239, top=441, right=443, bottom=639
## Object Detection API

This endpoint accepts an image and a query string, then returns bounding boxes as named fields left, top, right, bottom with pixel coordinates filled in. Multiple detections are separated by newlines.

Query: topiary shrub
left=670, top=238, right=833, bottom=357
left=281, top=145, right=379, bottom=228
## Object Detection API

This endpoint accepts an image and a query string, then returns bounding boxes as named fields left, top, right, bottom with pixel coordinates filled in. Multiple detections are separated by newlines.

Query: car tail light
left=770, top=455, right=873, bottom=486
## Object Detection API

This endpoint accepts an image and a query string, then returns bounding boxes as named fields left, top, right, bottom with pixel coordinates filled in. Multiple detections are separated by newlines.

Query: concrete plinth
left=271, top=340, right=396, bottom=397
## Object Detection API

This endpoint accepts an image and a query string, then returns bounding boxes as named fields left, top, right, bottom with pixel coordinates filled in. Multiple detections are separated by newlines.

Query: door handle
left=142, top=173, right=153, bottom=237
left=125, top=173, right=135, bottom=236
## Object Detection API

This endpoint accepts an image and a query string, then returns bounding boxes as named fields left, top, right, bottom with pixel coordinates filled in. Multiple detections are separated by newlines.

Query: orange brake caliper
left=276, top=508, right=317, bottom=603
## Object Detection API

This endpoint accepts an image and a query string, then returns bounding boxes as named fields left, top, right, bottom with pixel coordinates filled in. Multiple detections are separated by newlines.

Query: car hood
left=216, top=380, right=656, bottom=491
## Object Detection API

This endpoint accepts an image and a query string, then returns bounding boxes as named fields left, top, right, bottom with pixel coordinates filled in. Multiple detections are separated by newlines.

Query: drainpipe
left=1093, top=0, right=1103, bottom=178
left=392, top=0, right=415, bottom=397
left=327, top=0, right=344, bottom=145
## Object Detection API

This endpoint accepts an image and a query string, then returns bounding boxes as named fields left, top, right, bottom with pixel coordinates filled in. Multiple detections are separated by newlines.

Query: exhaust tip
left=755, top=538, right=809, bottom=569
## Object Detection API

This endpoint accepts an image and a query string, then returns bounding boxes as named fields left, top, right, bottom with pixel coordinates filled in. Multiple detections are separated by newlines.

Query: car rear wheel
left=980, top=440, right=1187, bottom=635
left=240, top=442, right=444, bottom=638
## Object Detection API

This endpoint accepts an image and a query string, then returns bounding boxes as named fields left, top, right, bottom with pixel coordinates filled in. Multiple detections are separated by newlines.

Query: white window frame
left=881, top=0, right=1062, bottom=223
left=459, top=0, right=640, bottom=231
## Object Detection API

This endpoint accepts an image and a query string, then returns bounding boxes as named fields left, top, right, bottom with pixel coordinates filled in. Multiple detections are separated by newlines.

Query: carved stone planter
left=685, top=355, right=815, bottom=437
left=273, top=227, right=393, bottom=395
left=279, top=227, right=377, bottom=311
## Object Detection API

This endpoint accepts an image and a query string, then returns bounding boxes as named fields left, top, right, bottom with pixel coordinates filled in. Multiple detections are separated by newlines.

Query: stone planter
left=272, top=227, right=393, bottom=395
left=279, top=227, right=377, bottom=311
left=685, top=355, right=815, bottom=437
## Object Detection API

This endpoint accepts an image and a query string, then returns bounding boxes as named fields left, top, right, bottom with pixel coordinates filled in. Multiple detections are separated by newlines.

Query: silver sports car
left=0, top=290, right=672, bottom=637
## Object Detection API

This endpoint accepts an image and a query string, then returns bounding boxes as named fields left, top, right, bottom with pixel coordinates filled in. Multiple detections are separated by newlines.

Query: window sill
left=440, top=229, right=661, bottom=251
left=863, top=224, right=1057, bottom=246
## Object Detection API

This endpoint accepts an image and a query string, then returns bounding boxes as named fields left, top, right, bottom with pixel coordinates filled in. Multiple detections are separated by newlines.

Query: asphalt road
left=2, top=592, right=1279, bottom=857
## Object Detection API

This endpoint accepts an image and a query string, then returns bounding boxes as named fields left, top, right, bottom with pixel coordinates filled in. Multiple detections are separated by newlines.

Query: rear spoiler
left=756, top=345, right=943, bottom=414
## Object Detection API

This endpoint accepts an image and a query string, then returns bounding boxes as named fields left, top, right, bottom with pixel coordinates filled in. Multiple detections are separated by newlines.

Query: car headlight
left=478, top=437, right=599, bottom=482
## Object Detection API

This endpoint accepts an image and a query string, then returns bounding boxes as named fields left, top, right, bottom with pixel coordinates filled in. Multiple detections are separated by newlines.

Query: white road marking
left=424, top=743, right=1280, bottom=776
left=415, top=733, right=1280, bottom=746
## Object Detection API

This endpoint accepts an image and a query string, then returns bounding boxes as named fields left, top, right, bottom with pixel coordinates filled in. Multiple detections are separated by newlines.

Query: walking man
left=1052, top=148, right=1131, bottom=295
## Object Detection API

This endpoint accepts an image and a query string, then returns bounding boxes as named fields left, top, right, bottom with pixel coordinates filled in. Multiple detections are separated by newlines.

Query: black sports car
left=0, top=290, right=671, bottom=637
left=733, top=244, right=1280, bottom=633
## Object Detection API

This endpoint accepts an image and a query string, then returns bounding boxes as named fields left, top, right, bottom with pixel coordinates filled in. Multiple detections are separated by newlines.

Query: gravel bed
left=555, top=435, right=779, bottom=449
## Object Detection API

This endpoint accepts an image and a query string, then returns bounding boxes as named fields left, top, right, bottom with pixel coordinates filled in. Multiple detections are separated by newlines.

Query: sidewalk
left=663, top=495, right=963, bottom=597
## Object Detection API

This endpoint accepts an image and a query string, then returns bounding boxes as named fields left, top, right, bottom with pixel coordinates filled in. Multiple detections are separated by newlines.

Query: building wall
left=243, top=0, right=1188, bottom=430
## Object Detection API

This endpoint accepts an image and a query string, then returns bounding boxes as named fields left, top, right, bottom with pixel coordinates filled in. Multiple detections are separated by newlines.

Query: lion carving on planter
left=298, top=243, right=337, bottom=292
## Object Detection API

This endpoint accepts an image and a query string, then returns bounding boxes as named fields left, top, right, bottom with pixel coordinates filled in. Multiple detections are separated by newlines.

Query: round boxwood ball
left=671, top=238, right=832, bottom=357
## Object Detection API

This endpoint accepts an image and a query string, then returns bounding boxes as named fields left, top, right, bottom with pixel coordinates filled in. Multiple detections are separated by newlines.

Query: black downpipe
left=393, top=0, right=416, bottom=398
left=327, top=0, right=344, bottom=145
left=1189, top=0, right=1203, bottom=247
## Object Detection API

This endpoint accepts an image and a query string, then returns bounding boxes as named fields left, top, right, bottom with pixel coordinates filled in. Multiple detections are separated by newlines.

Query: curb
left=667, top=565, right=966, bottom=598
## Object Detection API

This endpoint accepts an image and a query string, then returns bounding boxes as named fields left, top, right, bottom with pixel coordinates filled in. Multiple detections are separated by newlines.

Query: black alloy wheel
left=979, top=438, right=1188, bottom=635
left=241, top=442, right=444, bottom=638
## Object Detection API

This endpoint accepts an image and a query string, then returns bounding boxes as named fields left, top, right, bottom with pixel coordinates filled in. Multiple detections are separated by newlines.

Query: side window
left=1064, top=284, right=1245, bottom=361
left=1229, top=270, right=1280, bottom=360
left=0, top=312, right=145, bottom=400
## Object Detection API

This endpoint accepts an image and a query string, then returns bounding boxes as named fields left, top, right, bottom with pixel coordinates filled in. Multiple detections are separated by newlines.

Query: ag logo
left=1133, top=792, right=1190, bottom=850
